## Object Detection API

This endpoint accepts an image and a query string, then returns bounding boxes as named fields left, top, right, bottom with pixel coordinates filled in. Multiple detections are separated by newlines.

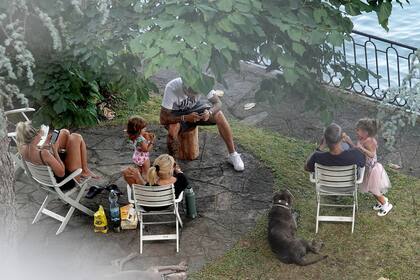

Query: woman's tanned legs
left=64, top=133, right=98, bottom=178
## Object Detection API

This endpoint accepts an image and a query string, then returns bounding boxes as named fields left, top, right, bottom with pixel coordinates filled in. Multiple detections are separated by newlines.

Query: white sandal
left=377, top=203, right=393, bottom=216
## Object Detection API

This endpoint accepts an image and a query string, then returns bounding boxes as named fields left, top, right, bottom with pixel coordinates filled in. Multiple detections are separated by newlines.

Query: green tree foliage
left=131, top=0, right=407, bottom=122
left=1, top=0, right=156, bottom=128
left=27, top=54, right=102, bottom=128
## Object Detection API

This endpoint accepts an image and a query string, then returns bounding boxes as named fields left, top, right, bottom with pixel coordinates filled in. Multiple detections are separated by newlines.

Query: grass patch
left=104, top=93, right=162, bottom=126
left=192, top=122, right=419, bottom=280
left=110, top=95, right=419, bottom=280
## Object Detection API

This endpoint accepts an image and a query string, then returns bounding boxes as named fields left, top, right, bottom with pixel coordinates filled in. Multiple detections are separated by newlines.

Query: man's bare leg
left=213, top=111, right=235, bottom=153
left=213, top=111, right=244, bottom=171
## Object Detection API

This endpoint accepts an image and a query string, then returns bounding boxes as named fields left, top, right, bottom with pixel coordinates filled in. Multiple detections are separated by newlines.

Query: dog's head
left=272, top=189, right=294, bottom=207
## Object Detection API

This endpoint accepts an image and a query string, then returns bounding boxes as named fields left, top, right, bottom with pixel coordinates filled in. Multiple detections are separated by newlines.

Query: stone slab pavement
left=10, top=125, right=274, bottom=279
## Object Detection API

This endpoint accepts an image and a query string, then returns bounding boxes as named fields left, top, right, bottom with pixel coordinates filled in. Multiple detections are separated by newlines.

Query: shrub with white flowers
left=378, top=50, right=420, bottom=150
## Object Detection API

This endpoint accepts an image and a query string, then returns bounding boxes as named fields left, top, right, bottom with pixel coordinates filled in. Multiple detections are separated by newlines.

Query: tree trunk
left=176, top=127, right=200, bottom=160
left=0, top=136, right=17, bottom=252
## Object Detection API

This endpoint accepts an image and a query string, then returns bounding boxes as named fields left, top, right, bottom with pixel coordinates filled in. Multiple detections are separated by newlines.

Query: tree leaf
left=313, top=8, right=327, bottom=23
left=53, top=97, right=67, bottom=114
left=283, top=68, right=299, bottom=85
left=377, top=2, right=392, bottom=31
left=216, top=0, right=233, bottom=12
left=345, top=4, right=361, bottom=16
left=217, top=18, right=235, bottom=33
left=287, top=29, right=303, bottom=41
left=143, top=47, right=160, bottom=59
left=341, top=75, right=352, bottom=88
left=292, top=42, right=305, bottom=56
left=277, top=55, right=296, bottom=68
left=327, top=31, right=344, bottom=46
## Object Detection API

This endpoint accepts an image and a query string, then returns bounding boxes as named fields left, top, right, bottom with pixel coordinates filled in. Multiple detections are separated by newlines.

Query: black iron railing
left=323, top=30, right=418, bottom=107
left=253, top=30, right=418, bottom=108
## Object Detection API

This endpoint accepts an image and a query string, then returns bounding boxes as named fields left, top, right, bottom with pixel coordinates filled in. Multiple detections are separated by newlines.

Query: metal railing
left=253, top=30, right=418, bottom=108
left=323, top=30, right=418, bottom=107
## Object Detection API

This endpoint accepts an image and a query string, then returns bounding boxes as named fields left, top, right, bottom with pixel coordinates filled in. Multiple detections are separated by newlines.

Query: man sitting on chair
left=160, top=77, right=244, bottom=171
left=305, top=123, right=365, bottom=172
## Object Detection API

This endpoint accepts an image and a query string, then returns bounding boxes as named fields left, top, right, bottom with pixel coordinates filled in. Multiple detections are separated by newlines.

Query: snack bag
left=120, top=204, right=138, bottom=230
left=94, top=205, right=108, bottom=233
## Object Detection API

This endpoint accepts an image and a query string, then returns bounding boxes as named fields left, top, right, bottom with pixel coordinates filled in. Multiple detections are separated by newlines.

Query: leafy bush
left=25, top=51, right=158, bottom=128
left=25, top=55, right=102, bottom=128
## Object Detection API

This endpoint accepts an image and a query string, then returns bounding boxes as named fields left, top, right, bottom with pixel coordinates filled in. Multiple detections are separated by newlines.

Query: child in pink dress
left=126, top=116, right=155, bottom=178
left=345, top=118, right=392, bottom=216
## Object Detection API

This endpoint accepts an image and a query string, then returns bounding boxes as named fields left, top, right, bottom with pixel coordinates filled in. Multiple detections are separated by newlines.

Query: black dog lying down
left=268, top=190, right=327, bottom=266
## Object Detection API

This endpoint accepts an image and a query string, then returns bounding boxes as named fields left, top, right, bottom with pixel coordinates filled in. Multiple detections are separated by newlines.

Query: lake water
left=352, top=2, right=420, bottom=48
left=327, top=2, right=420, bottom=97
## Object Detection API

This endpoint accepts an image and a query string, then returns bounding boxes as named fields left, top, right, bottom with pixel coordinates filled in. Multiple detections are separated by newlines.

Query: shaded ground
left=10, top=125, right=273, bottom=279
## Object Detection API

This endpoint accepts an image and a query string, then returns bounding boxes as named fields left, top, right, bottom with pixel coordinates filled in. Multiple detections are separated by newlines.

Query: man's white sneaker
left=377, top=202, right=393, bottom=216
left=228, top=152, right=245, bottom=171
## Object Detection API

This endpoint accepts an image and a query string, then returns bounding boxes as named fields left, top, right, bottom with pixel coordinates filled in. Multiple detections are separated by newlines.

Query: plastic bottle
left=108, top=190, right=121, bottom=232
left=185, top=187, right=197, bottom=219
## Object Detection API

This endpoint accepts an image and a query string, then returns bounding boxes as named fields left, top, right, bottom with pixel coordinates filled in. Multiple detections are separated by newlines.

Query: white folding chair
left=4, top=107, right=36, bottom=169
left=127, top=183, right=135, bottom=204
left=132, top=184, right=183, bottom=254
left=23, top=160, right=94, bottom=235
left=310, top=164, right=365, bottom=233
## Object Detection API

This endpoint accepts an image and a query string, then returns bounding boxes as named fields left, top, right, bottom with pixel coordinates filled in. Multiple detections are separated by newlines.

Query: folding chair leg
left=56, top=206, right=76, bottom=235
left=139, top=213, right=143, bottom=254
left=175, top=204, right=183, bottom=228
left=32, top=195, right=54, bottom=224
left=351, top=204, right=356, bottom=234
left=56, top=183, right=94, bottom=216
left=355, top=191, right=359, bottom=212
left=176, top=216, right=179, bottom=253
left=316, top=200, right=320, bottom=234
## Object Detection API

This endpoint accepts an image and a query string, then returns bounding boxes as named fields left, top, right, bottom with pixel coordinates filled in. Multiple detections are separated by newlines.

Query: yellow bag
left=94, top=205, right=108, bottom=233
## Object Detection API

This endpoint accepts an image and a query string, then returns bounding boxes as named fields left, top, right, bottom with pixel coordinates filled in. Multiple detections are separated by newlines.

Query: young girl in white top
left=344, top=118, right=392, bottom=216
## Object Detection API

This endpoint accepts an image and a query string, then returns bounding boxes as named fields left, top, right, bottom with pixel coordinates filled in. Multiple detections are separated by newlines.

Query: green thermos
left=185, top=187, right=197, bottom=219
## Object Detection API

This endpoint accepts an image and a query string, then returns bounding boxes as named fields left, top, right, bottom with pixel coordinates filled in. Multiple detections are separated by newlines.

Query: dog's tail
left=295, top=255, right=328, bottom=266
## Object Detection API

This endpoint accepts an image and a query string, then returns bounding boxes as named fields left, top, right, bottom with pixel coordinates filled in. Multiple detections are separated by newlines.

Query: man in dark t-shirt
left=305, top=123, right=365, bottom=172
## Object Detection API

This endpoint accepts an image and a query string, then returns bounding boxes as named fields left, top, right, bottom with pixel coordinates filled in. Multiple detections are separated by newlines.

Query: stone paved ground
left=11, top=125, right=273, bottom=279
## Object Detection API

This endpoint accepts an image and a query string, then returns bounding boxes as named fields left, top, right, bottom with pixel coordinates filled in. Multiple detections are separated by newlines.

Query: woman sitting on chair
left=147, top=154, right=188, bottom=199
left=15, top=121, right=99, bottom=185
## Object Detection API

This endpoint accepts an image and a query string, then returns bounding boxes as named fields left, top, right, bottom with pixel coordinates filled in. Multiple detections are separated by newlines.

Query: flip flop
left=85, top=185, right=104, bottom=199
left=106, top=184, right=123, bottom=196
left=244, top=103, right=256, bottom=110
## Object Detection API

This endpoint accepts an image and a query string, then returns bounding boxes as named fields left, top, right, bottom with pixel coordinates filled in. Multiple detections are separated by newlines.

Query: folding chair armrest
left=356, top=167, right=365, bottom=184
left=4, top=107, right=35, bottom=116
left=309, top=173, right=316, bottom=183
left=175, top=191, right=184, bottom=203
left=56, top=168, right=82, bottom=188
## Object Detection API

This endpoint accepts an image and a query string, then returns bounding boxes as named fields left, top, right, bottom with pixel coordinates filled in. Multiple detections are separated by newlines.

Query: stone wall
left=152, top=63, right=420, bottom=178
